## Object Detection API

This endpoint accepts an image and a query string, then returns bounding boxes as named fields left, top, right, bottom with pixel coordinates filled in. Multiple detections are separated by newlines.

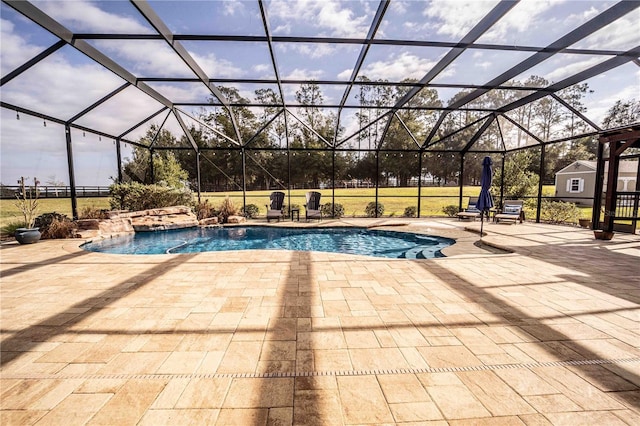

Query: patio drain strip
left=3, top=357, right=639, bottom=380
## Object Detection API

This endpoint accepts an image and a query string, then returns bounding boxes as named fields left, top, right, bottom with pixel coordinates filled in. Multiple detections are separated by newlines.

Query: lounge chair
left=457, top=197, right=481, bottom=221
left=494, top=200, right=524, bottom=224
left=266, top=191, right=285, bottom=222
left=305, top=191, right=322, bottom=221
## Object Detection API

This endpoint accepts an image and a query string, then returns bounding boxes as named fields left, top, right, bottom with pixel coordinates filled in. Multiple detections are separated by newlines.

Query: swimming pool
left=81, top=226, right=454, bottom=259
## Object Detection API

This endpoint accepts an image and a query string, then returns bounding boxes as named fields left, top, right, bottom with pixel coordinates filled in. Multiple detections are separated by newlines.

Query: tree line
left=122, top=77, right=639, bottom=192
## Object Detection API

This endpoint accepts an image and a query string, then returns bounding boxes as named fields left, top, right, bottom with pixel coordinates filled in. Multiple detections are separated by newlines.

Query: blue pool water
left=81, top=227, right=454, bottom=259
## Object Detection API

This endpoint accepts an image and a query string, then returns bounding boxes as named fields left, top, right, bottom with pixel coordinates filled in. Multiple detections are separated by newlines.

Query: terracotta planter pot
left=578, top=218, right=591, bottom=228
left=15, top=228, right=41, bottom=244
left=593, top=230, right=614, bottom=240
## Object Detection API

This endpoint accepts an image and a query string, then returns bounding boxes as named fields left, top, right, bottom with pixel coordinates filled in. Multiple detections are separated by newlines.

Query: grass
left=1, top=197, right=111, bottom=228
left=1, top=185, right=583, bottom=228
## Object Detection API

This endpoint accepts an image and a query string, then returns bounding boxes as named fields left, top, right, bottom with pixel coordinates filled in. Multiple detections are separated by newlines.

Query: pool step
left=402, top=247, right=427, bottom=259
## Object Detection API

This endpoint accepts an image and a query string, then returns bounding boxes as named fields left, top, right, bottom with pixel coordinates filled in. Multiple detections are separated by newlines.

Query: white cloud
left=574, top=8, right=640, bottom=51
left=147, top=82, right=211, bottom=103
left=253, top=63, right=271, bottom=74
left=190, top=51, right=244, bottom=79
left=268, top=0, right=370, bottom=37
left=337, top=110, right=362, bottom=142
left=587, top=69, right=640, bottom=125
left=290, top=43, right=337, bottom=59
left=35, top=0, right=153, bottom=34
left=91, top=40, right=195, bottom=78
left=403, top=21, right=418, bottom=30
left=390, top=0, right=410, bottom=14
left=0, top=19, right=44, bottom=75
left=273, top=23, right=291, bottom=34
left=563, top=5, right=601, bottom=25
left=338, top=68, right=354, bottom=80
left=423, top=0, right=499, bottom=39
left=479, top=0, right=565, bottom=43
left=545, top=56, right=607, bottom=82
left=2, top=53, right=125, bottom=120
left=284, top=68, right=324, bottom=80
left=223, top=0, right=246, bottom=16
left=358, top=52, right=438, bottom=81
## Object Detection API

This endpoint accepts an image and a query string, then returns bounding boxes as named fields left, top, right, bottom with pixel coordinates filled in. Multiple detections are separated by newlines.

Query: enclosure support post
left=536, top=144, right=545, bottom=223
left=64, top=124, right=78, bottom=220
left=116, top=137, right=122, bottom=183
left=149, top=148, right=155, bottom=184
left=604, top=141, right=621, bottom=233
left=331, top=149, right=336, bottom=217
left=592, top=139, right=605, bottom=229
left=417, top=151, right=423, bottom=218
left=458, top=153, right=464, bottom=211
left=241, top=147, right=247, bottom=211
left=287, top=150, right=291, bottom=215
left=500, top=153, right=506, bottom=208
left=196, top=151, right=201, bottom=204
left=375, top=151, right=380, bottom=218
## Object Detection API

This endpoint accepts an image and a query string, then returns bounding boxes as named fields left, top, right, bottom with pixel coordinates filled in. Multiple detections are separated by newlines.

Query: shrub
left=15, top=176, right=40, bottom=228
left=1, top=221, right=27, bottom=238
left=193, top=199, right=217, bottom=220
left=79, top=205, right=109, bottom=219
left=34, top=212, right=76, bottom=239
left=282, top=203, right=300, bottom=219
left=243, top=204, right=259, bottom=219
left=365, top=202, right=384, bottom=217
left=321, top=202, right=344, bottom=218
left=34, top=212, right=69, bottom=228
left=218, top=197, right=238, bottom=223
left=442, top=205, right=459, bottom=217
left=540, top=200, right=579, bottom=224
left=109, top=182, right=192, bottom=211
left=404, top=206, right=417, bottom=218
left=42, top=218, right=76, bottom=239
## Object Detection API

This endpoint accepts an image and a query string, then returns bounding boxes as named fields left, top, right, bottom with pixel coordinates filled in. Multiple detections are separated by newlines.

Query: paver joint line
left=3, top=357, right=638, bottom=381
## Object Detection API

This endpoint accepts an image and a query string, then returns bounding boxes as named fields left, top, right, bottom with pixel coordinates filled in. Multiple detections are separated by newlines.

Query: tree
left=601, top=99, right=640, bottom=129
left=122, top=125, right=189, bottom=189
left=152, top=152, right=189, bottom=188
left=287, top=83, right=339, bottom=188
left=45, top=175, right=65, bottom=197
left=492, top=150, right=540, bottom=200
left=558, top=83, right=592, bottom=137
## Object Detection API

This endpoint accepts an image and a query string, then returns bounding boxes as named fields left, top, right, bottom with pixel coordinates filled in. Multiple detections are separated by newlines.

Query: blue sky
left=1, top=0, right=639, bottom=186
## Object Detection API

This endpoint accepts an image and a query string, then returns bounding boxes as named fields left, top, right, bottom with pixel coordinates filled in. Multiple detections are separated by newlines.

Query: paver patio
left=1, top=219, right=639, bottom=425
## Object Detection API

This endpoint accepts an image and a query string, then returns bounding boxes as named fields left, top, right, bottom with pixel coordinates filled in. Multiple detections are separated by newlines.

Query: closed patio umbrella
left=477, top=156, right=494, bottom=238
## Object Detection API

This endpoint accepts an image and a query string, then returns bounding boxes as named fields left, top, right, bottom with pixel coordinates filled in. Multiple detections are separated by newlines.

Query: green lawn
left=1, top=197, right=111, bottom=228
left=2, top=185, right=578, bottom=228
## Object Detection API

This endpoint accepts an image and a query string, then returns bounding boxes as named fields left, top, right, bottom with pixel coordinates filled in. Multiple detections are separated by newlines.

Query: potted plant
left=578, top=218, right=591, bottom=228
left=14, top=177, right=41, bottom=244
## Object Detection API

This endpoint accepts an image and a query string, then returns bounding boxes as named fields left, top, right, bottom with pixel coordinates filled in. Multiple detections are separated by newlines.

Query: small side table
left=290, top=208, right=300, bottom=222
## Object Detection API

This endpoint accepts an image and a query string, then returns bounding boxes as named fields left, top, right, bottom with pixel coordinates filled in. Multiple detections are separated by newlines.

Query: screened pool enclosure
left=1, top=0, right=639, bottom=227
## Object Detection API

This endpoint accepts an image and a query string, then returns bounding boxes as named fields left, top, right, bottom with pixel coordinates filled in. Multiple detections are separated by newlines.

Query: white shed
left=555, top=160, right=639, bottom=206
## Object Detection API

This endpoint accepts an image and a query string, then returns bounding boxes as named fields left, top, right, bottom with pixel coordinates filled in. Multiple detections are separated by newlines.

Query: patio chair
left=456, top=197, right=481, bottom=221
left=266, top=191, right=285, bottom=222
left=305, top=191, right=322, bottom=221
left=494, top=200, right=524, bottom=224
